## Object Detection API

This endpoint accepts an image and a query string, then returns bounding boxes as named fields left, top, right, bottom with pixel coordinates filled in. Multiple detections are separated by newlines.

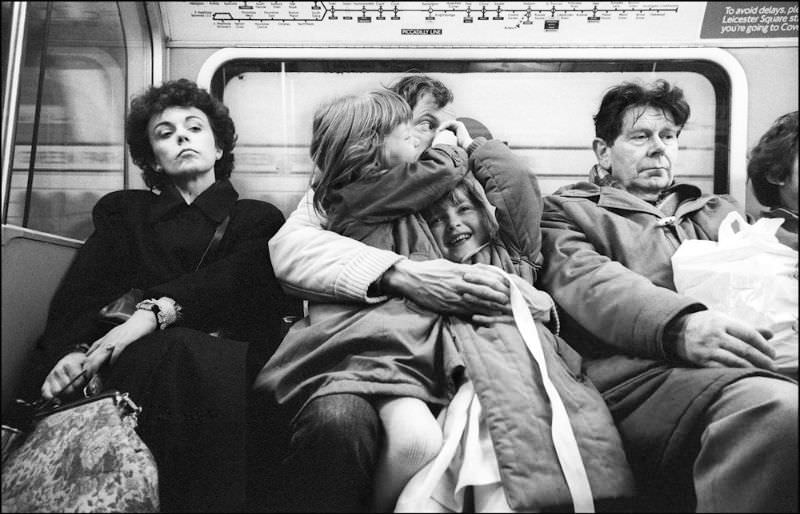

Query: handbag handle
left=24, top=342, right=115, bottom=413
left=195, top=215, right=230, bottom=271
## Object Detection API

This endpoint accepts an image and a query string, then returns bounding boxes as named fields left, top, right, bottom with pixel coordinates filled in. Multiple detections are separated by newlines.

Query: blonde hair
left=311, top=89, right=412, bottom=214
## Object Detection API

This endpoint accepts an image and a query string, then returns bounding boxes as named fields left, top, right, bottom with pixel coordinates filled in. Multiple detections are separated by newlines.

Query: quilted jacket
left=258, top=141, right=634, bottom=509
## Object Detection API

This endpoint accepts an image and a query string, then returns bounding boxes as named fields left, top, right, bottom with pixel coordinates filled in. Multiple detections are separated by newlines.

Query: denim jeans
left=282, top=394, right=382, bottom=512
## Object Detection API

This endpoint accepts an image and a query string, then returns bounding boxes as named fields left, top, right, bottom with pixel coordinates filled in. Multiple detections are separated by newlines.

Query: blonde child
left=258, top=89, right=470, bottom=511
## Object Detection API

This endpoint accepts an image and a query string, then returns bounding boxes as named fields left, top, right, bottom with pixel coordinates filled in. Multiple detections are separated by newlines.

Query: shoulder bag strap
left=195, top=215, right=231, bottom=271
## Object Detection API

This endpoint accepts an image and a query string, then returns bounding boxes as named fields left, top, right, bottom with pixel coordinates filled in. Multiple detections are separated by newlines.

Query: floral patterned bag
left=1, top=390, right=159, bottom=512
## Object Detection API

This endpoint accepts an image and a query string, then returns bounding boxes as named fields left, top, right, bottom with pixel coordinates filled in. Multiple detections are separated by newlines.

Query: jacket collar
left=587, top=164, right=621, bottom=188
left=559, top=169, right=711, bottom=217
left=149, top=179, right=238, bottom=223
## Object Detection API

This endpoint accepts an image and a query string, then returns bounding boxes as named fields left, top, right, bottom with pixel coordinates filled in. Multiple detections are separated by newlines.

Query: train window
left=3, top=2, right=151, bottom=241
left=211, top=59, right=729, bottom=217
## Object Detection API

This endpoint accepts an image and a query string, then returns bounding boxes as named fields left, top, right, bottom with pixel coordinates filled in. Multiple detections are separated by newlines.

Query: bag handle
left=718, top=211, right=749, bottom=242
left=13, top=342, right=114, bottom=426
left=718, top=211, right=786, bottom=243
left=195, top=215, right=230, bottom=271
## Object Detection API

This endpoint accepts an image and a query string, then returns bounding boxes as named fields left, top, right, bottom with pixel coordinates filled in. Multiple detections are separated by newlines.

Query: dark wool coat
left=35, top=179, right=297, bottom=367
left=24, top=179, right=300, bottom=512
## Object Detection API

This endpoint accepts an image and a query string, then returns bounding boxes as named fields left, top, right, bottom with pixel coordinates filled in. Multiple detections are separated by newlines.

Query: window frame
left=197, top=47, right=748, bottom=205
left=1, top=1, right=155, bottom=240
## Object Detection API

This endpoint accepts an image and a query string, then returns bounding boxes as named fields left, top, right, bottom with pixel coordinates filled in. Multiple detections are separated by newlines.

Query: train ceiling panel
left=159, top=1, right=798, bottom=48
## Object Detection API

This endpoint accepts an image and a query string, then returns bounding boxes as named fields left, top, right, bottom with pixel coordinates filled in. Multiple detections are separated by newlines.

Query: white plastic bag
left=671, top=211, right=799, bottom=374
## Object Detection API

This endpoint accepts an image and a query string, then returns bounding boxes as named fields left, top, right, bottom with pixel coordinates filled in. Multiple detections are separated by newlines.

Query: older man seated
left=539, top=79, right=797, bottom=512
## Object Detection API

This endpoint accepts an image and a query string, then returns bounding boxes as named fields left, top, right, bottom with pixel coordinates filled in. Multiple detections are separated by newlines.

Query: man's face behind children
left=426, top=188, right=491, bottom=262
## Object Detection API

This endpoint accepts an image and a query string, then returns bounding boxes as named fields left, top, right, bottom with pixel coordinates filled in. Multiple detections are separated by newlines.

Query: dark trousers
left=105, top=328, right=252, bottom=513
left=279, top=394, right=383, bottom=512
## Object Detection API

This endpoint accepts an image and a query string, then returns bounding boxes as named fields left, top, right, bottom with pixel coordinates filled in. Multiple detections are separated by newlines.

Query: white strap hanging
left=396, top=275, right=595, bottom=513
left=507, top=274, right=595, bottom=513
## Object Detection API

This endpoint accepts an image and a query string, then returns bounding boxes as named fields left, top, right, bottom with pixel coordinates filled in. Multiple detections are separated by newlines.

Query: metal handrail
left=22, top=1, right=53, bottom=228
left=1, top=2, right=28, bottom=222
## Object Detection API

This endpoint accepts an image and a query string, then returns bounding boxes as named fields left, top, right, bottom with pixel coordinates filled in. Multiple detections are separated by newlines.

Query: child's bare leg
left=372, top=397, right=443, bottom=512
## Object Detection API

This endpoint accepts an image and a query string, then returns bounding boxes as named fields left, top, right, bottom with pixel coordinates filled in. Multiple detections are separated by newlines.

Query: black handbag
left=98, top=215, right=230, bottom=325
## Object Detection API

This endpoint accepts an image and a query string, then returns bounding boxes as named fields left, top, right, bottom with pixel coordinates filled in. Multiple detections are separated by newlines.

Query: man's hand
left=382, top=259, right=510, bottom=316
left=673, top=311, right=777, bottom=371
left=41, top=352, right=89, bottom=400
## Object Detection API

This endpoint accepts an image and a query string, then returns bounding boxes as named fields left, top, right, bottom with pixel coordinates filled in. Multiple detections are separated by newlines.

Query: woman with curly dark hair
left=126, top=78, right=237, bottom=191
left=748, top=110, right=798, bottom=250
left=21, top=79, right=300, bottom=512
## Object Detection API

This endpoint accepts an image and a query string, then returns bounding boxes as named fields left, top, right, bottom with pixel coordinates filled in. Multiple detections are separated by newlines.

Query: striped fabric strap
left=507, top=273, right=595, bottom=513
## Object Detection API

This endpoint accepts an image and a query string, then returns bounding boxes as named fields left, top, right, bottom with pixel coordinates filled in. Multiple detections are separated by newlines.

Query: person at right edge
left=747, top=110, right=798, bottom=250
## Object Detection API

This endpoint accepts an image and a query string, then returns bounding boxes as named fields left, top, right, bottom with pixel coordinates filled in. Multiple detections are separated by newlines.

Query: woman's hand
left=41, top=309, right=158, bottom=400
left=41, top=351, right=89, bottom=400
left=84, top=309, right=159, bottom=373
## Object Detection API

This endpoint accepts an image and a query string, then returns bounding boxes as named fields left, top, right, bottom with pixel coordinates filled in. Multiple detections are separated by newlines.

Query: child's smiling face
left=426, top=187, right=492, bottom=262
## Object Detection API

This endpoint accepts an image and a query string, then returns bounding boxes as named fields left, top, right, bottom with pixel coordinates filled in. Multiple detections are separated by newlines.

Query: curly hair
left=748, top=111, right=798, bottom=208
left=126, top=79, right=237, bottom=191
left=594, top=79, right=691, bottom=144
left=310, top=89, right=412, bottom=214
left=387, top=74, right=454, bottom=111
